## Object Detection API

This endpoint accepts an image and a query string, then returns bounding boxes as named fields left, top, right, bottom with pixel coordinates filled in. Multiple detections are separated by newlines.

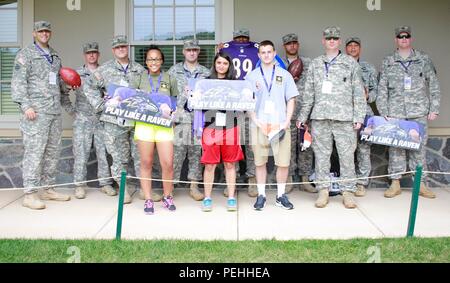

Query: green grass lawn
left=1, top=237, right=449, bottom=263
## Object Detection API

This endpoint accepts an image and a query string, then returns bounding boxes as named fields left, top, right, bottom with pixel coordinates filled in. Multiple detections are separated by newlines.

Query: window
left=0, top=0, right=20, bottom=115
left=132, top=0, right=216, bottom=71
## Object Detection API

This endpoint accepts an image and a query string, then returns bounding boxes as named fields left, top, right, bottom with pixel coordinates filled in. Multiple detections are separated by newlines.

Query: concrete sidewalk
left=0, top=187, right=449, bottom=240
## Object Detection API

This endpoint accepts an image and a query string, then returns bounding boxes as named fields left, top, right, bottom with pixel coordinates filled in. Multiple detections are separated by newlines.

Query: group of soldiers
left=12, top=20, right=440, bottom=211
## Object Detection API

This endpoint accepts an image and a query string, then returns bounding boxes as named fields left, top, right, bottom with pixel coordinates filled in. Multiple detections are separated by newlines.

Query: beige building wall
left=235, top=0, right=450, bottom=130
left=34, top=0, right=114, bottom=129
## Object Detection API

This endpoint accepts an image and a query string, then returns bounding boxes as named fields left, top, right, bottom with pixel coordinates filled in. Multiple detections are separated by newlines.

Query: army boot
left=301, top=175, right=317, bottom=193
left=247, top=176, right=258, bottom=197
left=315, top=189, right=329, bottom=208
left=22, top=192, right=46, bottom=210
left=139, top=189, right=163, bottom=202
left=41, top=188, right=71, bottom=201
left=189, top=182, right=204, bottom=201
left=354, top=184, right=366, bottom=197
left=419, top=182, right=436, bottom=199
left=343, top=191, right=357, bottom=209
left=384, top=180, right=401, bottom=198
left=74, top=186, right=87, bottom=199
left=101, top=185, right=117, bottom=196
left=285, top=176, right=294, bottom=194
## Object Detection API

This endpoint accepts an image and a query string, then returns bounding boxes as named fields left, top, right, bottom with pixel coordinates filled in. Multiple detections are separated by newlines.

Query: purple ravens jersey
left=220, top=41, right=260, bottom=80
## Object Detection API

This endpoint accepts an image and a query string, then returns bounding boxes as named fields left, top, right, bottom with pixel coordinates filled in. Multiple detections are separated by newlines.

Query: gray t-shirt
left=245, top=65, right=299, bottom=124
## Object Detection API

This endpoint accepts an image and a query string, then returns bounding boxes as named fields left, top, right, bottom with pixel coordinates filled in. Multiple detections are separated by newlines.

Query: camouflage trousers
left=73, top=112, right=112, bottom=187
left=355, top=141, right=371, bottom=186
left=288, top=121, right=314, bottom=177
left=311, top=120, right=357, bottom=192
left=388, top=116, right=428, bottom=181
left=20, top=113, right=62, bottom=193
left=103, top=122, right=140, bottom=186
left=173, top=123, right=203, bottom=182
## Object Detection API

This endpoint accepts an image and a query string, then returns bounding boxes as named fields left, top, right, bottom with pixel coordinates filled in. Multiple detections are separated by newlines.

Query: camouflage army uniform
left=84, top=59, right=145, bottom=186
left=167, top=62, right=210, bottom=182
left=298, top=52, right=366, bottom=192
left=73, top=65, right=112, bottom=187
left=11, top=43, right=73, bottom=193
left=377, top=49, right=441, bottom=181
left=283, top=56, right=314, bottom=178
left=355, top=60, right=378, bottom=186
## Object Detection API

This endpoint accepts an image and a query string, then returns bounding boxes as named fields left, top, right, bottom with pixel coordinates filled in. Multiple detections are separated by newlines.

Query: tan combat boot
left=101, top=185, right=117, bottom=196
left=41, top=188, right=71, bottom=201
left=384, top=180, right=401, bottom=198
left=315, top=189, right=329, bottom=208
left=247, top=176, right=258, bottom=197
left=22, top=192, right=46, bottom=210
left=189, top=182, right=204, bottom=201
left=301, top=175, right=317, bottom=193
left=354, top=184, right=366, bottom=197
left=285, top=176, right=294, bottom=194
left=139, top=189, right=163, bottom=201
left=419, top=182, right=436, bottom=199
left=343, top=191, right=357, bottom=209
left=74, top=186, right=87, bottom=199
left=223, top=188, right=229, bottom=197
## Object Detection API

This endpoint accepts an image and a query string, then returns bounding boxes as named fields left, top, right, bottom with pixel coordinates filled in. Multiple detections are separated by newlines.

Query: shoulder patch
left=17, top=56, right=26, bottom=66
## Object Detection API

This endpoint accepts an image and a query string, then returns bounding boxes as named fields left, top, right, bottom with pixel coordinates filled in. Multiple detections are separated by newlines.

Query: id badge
left=264, top=101, right=275, bottom=114
left=404, top=76, right=412, bottom=91
left=49, top=72, right=57, bottom=85
left=119, top=79, right=129, bottom=87
left=322, top=80, right=333, bottom=94
left=215, top=112, right=226, bottom=127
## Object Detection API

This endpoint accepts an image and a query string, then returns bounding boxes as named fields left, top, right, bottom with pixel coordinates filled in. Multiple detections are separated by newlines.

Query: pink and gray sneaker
left=162, top=196, right=176, bottom=211
left=144, top=199, right=154, bottom=215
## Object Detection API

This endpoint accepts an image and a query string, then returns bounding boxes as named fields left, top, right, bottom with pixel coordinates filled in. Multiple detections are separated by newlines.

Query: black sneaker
left=253, top=195, right=266, bottom=211
left=276, top=194, right=294, bottom=210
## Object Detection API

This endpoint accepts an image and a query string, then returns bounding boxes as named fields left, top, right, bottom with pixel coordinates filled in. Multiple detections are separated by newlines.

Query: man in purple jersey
left=220, top=28, right=260, bottom=80
left=218, top=28, right=259, bottom=197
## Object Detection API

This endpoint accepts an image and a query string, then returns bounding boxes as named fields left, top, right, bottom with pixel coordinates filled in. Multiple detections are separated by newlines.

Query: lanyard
left=259, top=65, right=276, bottom=94
left=324, top=52, right=341, bottom=77
left=400, top=61, right=412, bottom=74
left=120, top=64, right=129, bottom=75
left=34, top=43, right=53, bottom=65
left=149, top=73, right=163, bottom=93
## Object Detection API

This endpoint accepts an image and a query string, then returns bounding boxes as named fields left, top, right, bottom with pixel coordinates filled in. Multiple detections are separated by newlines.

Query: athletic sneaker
left=227, top=198, right=237, bottom=211
left=275, top=194, right=294, bottom=210
left=162, top=196, right=176, bottom=211
left=144, top=199, right=154, bottom=215
left=253, top=195, right=266, bottom=211
left=202, top=198, right=212, bottom=212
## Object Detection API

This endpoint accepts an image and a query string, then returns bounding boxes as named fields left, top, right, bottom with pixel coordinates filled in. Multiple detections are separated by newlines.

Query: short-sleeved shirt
left=245, top=65, right=299, bottom=124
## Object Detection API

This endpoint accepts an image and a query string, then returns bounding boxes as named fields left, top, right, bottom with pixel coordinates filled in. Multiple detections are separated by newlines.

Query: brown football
left=287, top=58, right=303, bottom=82
left=59, top=67, right=81, bottom=88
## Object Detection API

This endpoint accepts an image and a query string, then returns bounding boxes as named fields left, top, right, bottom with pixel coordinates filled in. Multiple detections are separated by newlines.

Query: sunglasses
left=326, top=37, right=340, bottom=41
left=397, top=34, right=411, bottom=39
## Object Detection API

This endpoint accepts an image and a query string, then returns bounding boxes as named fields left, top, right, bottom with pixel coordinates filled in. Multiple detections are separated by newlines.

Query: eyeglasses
left=397, top=34, right=411, bottom=39
left=146, top=58, right=163, bottom=63
left=325, top=37, right=340, bottom=41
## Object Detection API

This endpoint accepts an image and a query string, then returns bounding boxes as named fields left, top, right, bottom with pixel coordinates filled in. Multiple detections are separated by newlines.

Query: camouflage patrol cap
left=83, top=42, right=99, bottom=53
left=282, top=33, right=299, bottom=45
left=183, top=39, right=200, bottom=50
left=111, top=35, right=128, bottom=48
left=345, top=37, right=361, bottom=46
left=323, top=26, right=341, bottom=38
left=395, top=26, right=412, bottom=36
left=34, top=21, right=51, bottom=32
left=233, top=28, right=250, bottom=39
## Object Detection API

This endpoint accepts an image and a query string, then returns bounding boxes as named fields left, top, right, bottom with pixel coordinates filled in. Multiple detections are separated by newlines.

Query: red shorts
left=201, top=126, right=244, bottom=164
